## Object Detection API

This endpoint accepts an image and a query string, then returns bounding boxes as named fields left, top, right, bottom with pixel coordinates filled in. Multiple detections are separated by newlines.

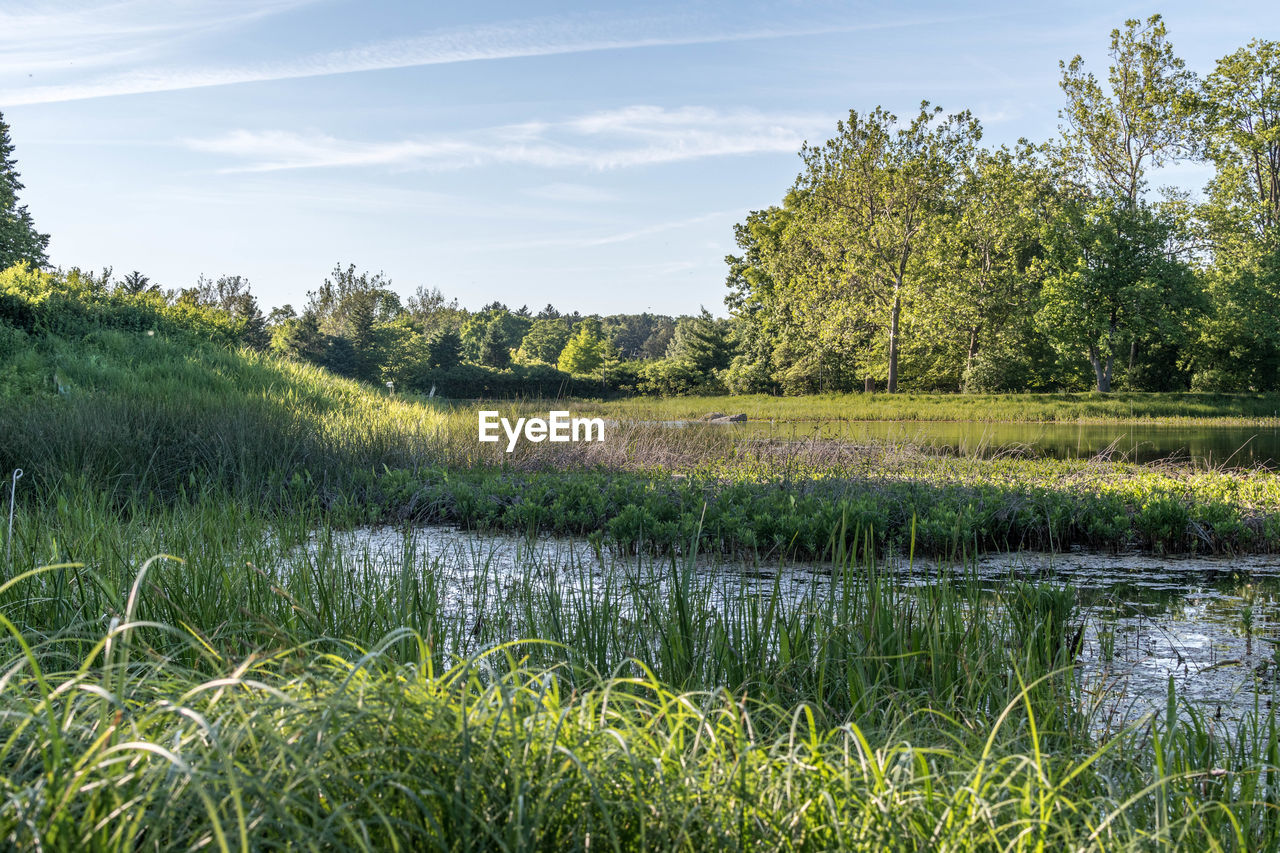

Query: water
left=725, top=421, right=1280, bottom=468
left=316, top=525, right=1280, bottom=731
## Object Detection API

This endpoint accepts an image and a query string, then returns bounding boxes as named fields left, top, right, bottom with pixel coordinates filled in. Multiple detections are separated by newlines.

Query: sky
left=1, top=1, right=1275, bottom=315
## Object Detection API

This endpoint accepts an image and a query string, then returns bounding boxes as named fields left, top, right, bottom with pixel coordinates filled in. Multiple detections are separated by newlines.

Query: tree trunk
left=887, top=286, right=902, bottom=393
left=1089, top=346, right=1112, bottom=393
left=963, top=325, right=980, bottom=392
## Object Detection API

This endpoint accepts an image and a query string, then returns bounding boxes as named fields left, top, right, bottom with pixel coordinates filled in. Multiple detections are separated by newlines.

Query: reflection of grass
left=566, top=391, right=1280, bottom=425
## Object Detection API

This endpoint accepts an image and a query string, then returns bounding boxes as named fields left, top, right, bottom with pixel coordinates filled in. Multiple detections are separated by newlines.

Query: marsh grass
left=563, top=391, right=1280, bottom=425
left=2, top=506, right=1279, bottom=850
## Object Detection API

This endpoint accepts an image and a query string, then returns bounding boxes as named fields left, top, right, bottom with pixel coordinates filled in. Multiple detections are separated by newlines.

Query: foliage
left=478, top=316, right=513, bottom=368
left=1036, top=200, right=1202, bottom=392
left=516, top=316, right=571, bottom=364
left=557, top=319, right=610, bottom=376
left=427, top=325, right=463, bottom=369
left=0, top=111, right=48, bottom=270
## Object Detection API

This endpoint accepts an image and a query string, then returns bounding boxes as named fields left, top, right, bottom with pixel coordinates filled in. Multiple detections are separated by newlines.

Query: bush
left=639, top=358, right=726, bottom=396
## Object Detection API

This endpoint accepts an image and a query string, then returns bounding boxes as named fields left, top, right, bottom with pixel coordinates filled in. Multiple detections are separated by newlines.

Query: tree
left=1187, top=40, right=1280, bottom=389
left=792, top=103, right=981, bottom=391
left=273, top=309, right=327, bottom=363
left=557, top=320, right=609, bottom=375
left=664, top=308, right=734, bottom=376
left=517, top=317, right=571, bottom=364
left=0, top=111, right=50, bottom=270
left=427, top=327, right=463, bottom=369
left=182, top=274, right=269, bottom=350
left=478, top=318, right=512, bottom=368
left=1195, top=39, right=1280, bottom=253
left=117, top=270, right=158, bottom=295
left=934, top=144, right=1055, bottom=390
left=1047, top=15, right=1202, bottom=392
left=1058, top=14, right=1195, bottom=206
left=461, top=307, right=531, bottom=363
left=1036, top=200, right=1198, bottom=391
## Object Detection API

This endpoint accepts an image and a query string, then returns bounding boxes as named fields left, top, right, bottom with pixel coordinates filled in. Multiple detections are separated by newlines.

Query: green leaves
left=0, top=111, right=49, bottom=271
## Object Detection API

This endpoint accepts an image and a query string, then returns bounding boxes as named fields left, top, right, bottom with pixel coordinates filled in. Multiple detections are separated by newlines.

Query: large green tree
left=0, top=112, right=50, bottom=270
left=791, top=103, right=981, bottom=391
left=1186, top=39, right=1280, bottom=389
left=1058, top=14, right=1195, bottom=206
left=924, top=143, right=1054, bottom=390
left=557, top=319, right=609, bottom=376
left=1047, top=15, right=1202, bottom=391
left=1036, top=200, right=1198, bottom=392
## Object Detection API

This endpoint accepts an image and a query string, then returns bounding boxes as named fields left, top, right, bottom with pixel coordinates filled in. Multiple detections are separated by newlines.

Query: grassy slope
left=0, top=327, right=446, bottom=508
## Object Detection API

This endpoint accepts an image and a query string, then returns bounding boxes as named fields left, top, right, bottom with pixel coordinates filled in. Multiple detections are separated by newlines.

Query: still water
left=319, top=525, right=1280, bottom=731
left=733, top=420, right=1280, bottom=468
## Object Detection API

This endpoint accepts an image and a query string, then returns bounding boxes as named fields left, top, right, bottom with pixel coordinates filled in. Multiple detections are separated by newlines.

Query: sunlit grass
left=1, top=514, right=1277, bottom=850
left=562, top=391, right=1280, bottom=425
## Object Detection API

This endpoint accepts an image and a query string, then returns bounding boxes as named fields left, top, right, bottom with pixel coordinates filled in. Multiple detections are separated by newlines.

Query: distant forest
left=3, top=15, right=1280, bottom=397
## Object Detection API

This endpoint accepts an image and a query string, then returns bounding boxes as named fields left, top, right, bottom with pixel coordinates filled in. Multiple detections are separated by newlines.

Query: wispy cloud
left=184, top=106, right=827, bottom=173
left=0, top=1, right=315, bottom=76
left=1, top=11, right=986, bottom=106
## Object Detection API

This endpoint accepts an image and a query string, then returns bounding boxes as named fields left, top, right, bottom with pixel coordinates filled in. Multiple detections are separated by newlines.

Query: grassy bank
left=6, top=325, right=1280, bottom=847
left=572, top=391, right=1280, bottom=424
left=2, top=501, right=1278, bottom=849
left=6, top=331, right=1280, bottom=557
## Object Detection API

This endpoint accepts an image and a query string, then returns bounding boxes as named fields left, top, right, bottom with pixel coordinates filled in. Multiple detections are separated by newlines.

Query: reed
left=0, top=516, right=1276, bottom=850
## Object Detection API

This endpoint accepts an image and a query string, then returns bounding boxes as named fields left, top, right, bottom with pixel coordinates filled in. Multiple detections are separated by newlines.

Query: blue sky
left=1, top=1, right=1274, bottom=315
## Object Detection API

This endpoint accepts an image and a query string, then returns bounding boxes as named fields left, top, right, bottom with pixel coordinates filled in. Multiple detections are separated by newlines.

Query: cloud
left=0, top=1, right=315, bottom=76
left=0, top=10, right=986, bottom=105
left=184, top=106, right=826, bottom=173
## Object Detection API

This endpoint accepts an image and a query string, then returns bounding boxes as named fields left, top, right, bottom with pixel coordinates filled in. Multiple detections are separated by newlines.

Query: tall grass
left=0, top=329, right=447, bottom=508
left=1, top=500, right=1277, bottom=849
left=570, top=391, right=1280, bottom=425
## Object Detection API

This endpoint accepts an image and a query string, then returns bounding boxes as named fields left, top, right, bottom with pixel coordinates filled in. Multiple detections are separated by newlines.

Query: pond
left=315, top=525, right=1280, bottom=733
left=729, top=420, right=1280, bottom=468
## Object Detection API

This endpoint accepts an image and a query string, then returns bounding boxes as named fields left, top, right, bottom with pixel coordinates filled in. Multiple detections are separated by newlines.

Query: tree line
left=725, top=17, right=1280, bottom=394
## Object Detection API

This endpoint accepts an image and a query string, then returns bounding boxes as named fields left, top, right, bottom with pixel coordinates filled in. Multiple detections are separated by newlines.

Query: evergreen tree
left=427, top=327, right=463, bottom=369
left=665, top=308, right=734, bottom=376
left=0, top=111, right=50, bottom=269
left=479, top=319, right=512, bottom=368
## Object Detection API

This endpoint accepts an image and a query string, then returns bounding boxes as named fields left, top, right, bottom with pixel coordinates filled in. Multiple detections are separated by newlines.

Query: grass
left=7, top=330, right=1280, bottom=558
left=5, top=326, right=1280, bottom=847
left=568, top=391, right=1280, bottom=425
left=2, top=499, right=1278, bottom=850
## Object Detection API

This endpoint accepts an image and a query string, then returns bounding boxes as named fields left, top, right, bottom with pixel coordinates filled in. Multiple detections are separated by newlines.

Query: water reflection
left=312, top=526, right=1280, bottom=730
